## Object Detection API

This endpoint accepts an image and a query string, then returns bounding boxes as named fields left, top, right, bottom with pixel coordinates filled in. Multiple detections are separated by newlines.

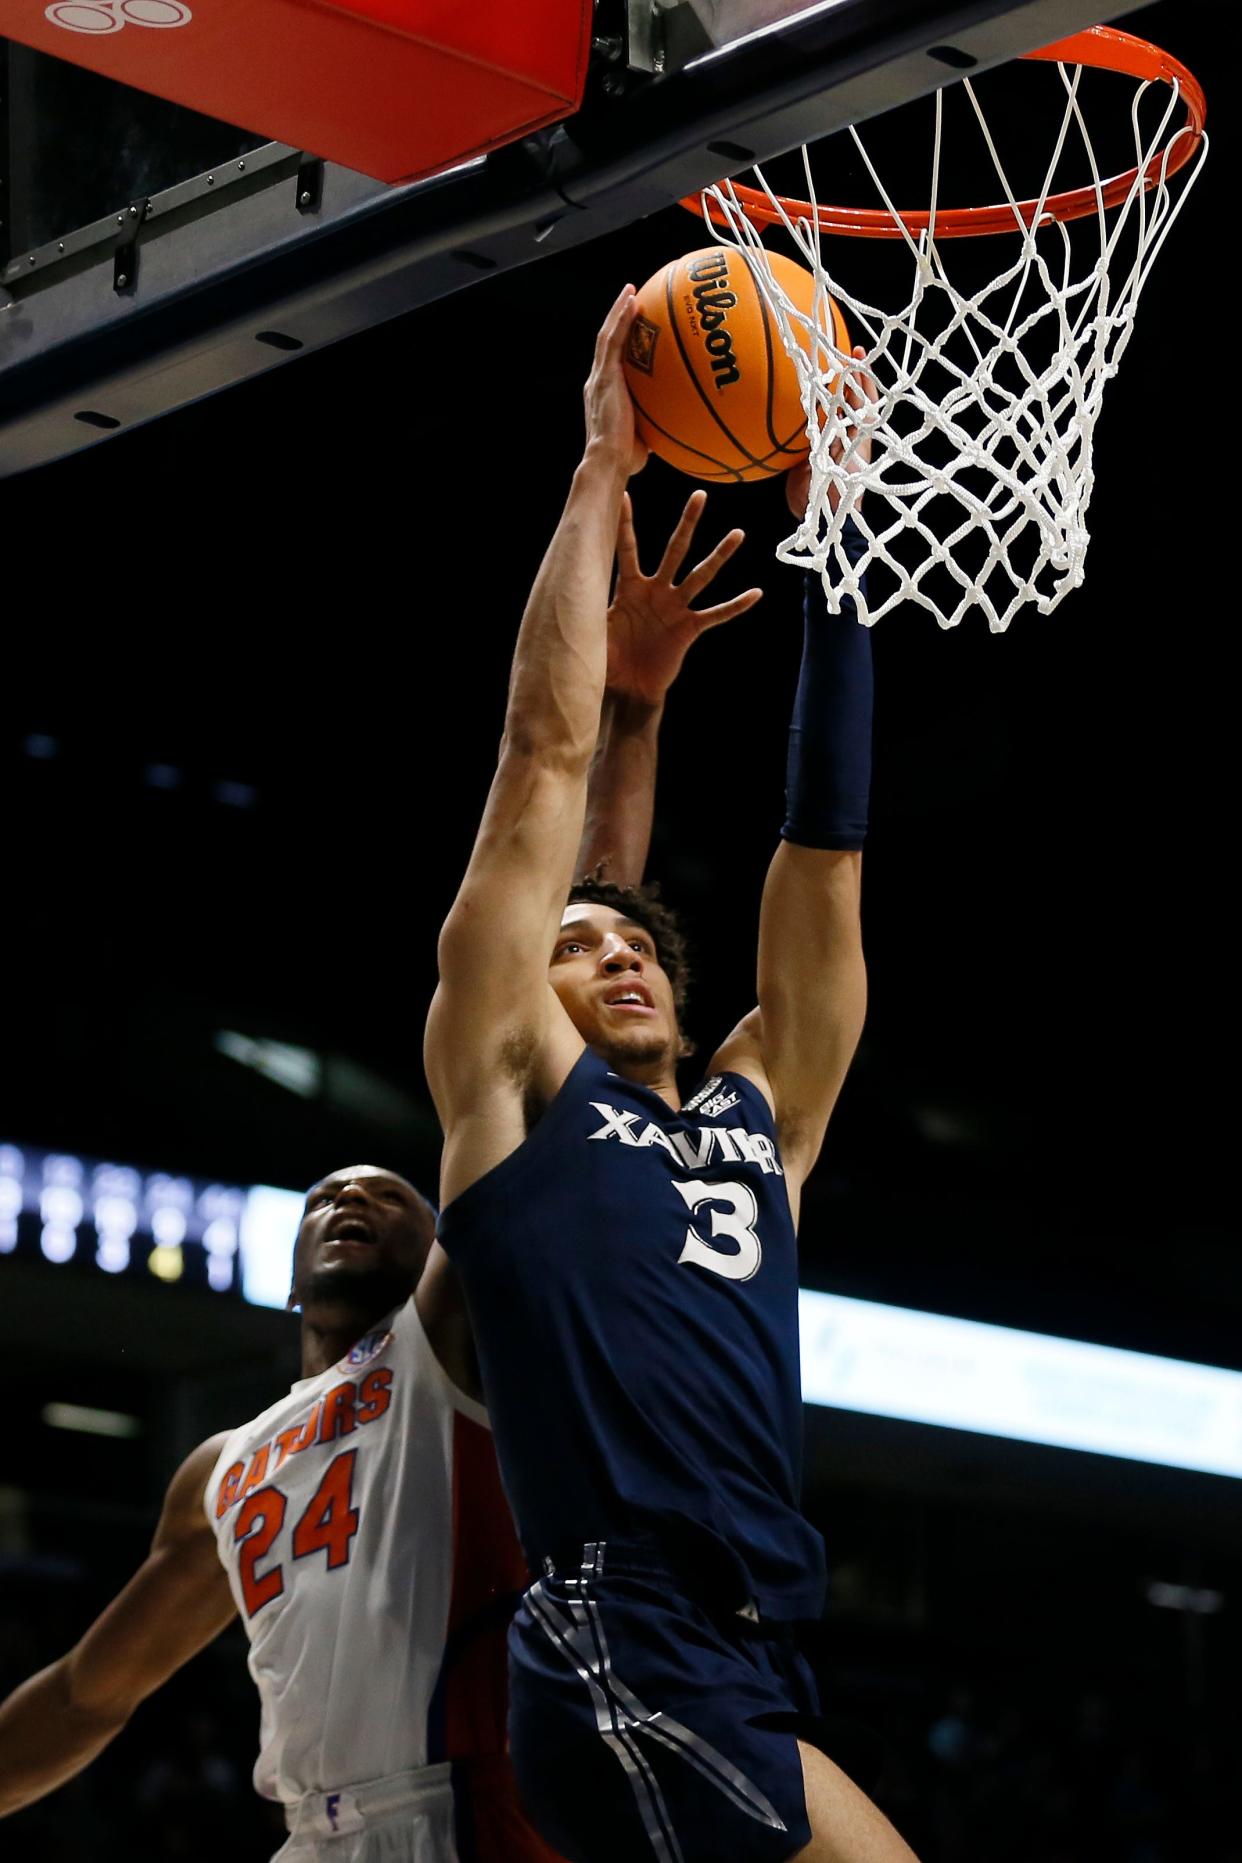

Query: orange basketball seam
left=630, top=395, right=805, bottom=480
left=627, top=384, right=744, bottom=481
left=749, top=252, right=786, bottom=458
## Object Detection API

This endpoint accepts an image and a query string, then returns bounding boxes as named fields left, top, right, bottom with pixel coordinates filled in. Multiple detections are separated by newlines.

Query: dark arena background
left=1, top=2, right=1237, bottom=1857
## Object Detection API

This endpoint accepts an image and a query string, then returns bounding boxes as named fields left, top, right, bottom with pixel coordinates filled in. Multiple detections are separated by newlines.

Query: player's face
left=290, top=1166, right=432, bottom=1316
left=549, top=903, right=680, bottom=1071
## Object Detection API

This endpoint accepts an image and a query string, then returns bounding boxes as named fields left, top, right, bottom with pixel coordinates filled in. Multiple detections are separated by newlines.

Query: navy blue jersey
left=438, top=1049, right=825, bottom=1621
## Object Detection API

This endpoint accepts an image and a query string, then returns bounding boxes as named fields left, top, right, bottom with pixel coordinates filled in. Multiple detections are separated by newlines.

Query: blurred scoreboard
left=0, top=1140, right=303, bottom=1307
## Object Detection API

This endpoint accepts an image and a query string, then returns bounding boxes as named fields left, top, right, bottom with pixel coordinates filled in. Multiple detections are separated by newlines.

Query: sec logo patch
left=343, top=1328, right=393, bottom=1370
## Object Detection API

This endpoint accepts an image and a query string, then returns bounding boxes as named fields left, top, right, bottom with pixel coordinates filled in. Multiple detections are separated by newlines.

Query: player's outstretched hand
left=605, top=489, right=762, bottom=705
left=785, top=344, right=878, bottom=520
left=584, top=285, right=649, bottom=479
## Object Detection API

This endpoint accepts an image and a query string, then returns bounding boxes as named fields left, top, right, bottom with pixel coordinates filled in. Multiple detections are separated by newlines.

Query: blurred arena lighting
left=239, top=1182, right=305, bottom=1309
left=211, top=779, right=258, bottom=809
left=214, top=1030, right=322, bottom=1099
left=1, top=1142, right=243, bottom=1290
left=799, top=1292, right=1242, bottom=1481
left=143, top=763, right=183, bottom=790
left=147, top=1245, right=185, bottom=1283
left=42, top=1402, right=142, bottom=1439
left=5, top=1133, right=1241, bottom=1481
left=214, top=1032, right=426, bottom=1129
left=1145, top=1581, right=1225, bottom=1614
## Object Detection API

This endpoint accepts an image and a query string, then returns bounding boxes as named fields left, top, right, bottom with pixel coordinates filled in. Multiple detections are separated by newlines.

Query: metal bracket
left=3, top=143, right=298, bottom=292
left=627, top=0, right=663, bottom=73
left=112, top=203, right=145, bottom=293
left=628, top=0, right=711, bottom=73
left=295, top=158, right=324, bottom=215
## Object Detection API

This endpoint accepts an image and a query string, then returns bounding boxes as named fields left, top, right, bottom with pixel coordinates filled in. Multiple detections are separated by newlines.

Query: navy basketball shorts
left=508, top=1541, right=819, bottom=1863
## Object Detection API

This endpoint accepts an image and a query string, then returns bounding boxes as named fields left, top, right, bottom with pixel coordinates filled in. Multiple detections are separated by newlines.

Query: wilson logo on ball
left=687, top=253, right=740, bottom=389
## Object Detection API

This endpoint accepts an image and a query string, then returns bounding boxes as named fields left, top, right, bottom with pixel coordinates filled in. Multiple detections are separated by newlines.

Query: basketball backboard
left=0, top=0, right=1150, bottom=476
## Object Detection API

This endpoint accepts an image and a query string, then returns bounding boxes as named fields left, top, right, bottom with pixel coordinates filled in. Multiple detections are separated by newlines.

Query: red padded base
left=2, top=0, right=593, bottom=184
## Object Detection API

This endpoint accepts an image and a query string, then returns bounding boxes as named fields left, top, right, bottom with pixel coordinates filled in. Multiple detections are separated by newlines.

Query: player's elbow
left=500, top=703, right=596, bottom=777
left=61, top=1650, right=142, bottom=1734
left=503, top=601, right=606, bottom=770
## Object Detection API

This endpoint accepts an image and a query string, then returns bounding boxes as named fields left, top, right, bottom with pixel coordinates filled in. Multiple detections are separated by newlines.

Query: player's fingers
left=591, top=284, right=635, bottom=372
left=786, top=460, right=811, bottom=520
left=840, top=345, right=871, bottom=414
left=843, top=346, right=878, bottom=465
left=654, top=489, right=708, bottom=582
left=679, top=527, right=746, bottom=600
left=693, top=587, right=764, bottom=630
left=853, top=344, right=879, bottom=408
left=603, top=285, right=637, bottom=362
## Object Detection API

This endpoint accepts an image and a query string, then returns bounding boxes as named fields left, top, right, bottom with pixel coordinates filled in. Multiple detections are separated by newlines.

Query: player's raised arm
left=577, top=488, right=762, bottom=883
left=425, top=288, right=644, bottom=1150
left=712, top=350, right=877, bottom=1205
left=0, top=1434, right=236, bottom=1818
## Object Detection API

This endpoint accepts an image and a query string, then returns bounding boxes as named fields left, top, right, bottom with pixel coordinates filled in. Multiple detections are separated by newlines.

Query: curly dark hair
left=566, top=874, right=693, bottom=1015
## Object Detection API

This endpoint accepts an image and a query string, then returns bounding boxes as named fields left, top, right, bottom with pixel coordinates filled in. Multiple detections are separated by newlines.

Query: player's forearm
left=759, top=842, right=865, bottom=999
left=751, top=529, right=871, bottom=1169
left=504, top=443, right=631, bottom=772
left=782, top=523, right=873, bottom=853
left=755, top=841, right=866, bottom=1177
left=576, top=689, right=664, bottom=884
left=0, top=1660, right=129, bottom=1816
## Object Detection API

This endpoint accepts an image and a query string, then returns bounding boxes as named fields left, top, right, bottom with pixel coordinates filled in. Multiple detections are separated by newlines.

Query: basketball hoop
left=682, top=26, right=1209, bottom=630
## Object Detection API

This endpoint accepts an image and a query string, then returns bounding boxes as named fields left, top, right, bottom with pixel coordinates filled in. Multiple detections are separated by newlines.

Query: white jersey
left=205, top=1297, right=527, bottom=1809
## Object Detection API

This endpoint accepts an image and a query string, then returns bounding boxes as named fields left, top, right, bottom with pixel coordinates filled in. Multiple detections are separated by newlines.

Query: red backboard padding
left=1, top=0, right=594, bottom=183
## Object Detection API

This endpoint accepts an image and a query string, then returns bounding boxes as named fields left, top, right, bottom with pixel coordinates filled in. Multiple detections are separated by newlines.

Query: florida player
left=0, top=489, right=757, bottom=1860
left=425, top=289, right=919, bottom=1862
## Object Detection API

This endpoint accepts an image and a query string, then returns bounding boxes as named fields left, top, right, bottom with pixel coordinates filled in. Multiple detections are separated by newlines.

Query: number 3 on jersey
left=673, top=1178, right=762, bottom=1282
left=235, top=1448, right=360, bottom=1616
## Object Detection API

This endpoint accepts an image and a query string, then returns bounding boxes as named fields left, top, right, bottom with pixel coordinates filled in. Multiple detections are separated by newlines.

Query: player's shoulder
left=181, top=1430, right=235, bottom=1491
left=235, top=1301, right=413, bottom=1429
left=160, top=1430, right=236, bottom=1540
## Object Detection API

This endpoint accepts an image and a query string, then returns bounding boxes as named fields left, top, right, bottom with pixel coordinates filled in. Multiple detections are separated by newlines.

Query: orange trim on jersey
left=438, top=1427, right=566, bottom=1857
left=215, top=1461, right=245, bottom=1519
left=356, top=1366, right=393, bottom=1424
left=318, top=1380, right=358, bottom=1444
left=236, top=1445, right=271, bottom=1503
left=289, top=1399, right=323, bottom=1455
left=431, top=1413, right=530, bottom=1763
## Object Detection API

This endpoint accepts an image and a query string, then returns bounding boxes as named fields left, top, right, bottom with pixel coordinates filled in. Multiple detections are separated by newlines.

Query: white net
left=703, top=59, right=1207, bottom=630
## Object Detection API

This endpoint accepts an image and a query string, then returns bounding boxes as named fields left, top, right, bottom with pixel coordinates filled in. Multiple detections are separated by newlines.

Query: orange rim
left=682, top=25, right=1207, bottom=241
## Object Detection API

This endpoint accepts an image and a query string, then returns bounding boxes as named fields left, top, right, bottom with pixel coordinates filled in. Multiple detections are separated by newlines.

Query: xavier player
left=0, top=484, right=756, bottom=1859
left=426, top=288, right=919, bottom=1861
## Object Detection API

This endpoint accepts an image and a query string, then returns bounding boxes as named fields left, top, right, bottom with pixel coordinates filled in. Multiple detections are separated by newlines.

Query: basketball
left=622, top=246, right=850, bottom=482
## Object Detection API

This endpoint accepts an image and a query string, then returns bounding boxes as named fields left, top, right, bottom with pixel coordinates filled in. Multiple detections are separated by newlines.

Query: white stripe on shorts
left=528, top=1542, right=787, bottom=1862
